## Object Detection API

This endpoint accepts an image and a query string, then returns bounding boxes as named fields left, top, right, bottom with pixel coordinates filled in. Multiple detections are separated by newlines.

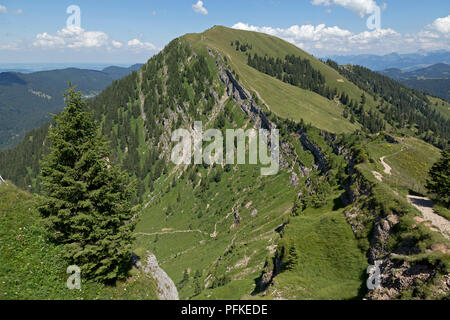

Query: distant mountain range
left=328, top=51, right=450, bottom=71
left=380, top=63, right=450, bottom=101
left=0, top=64, right=142, bottom=150
left=0, top=63, right=142, bottom=73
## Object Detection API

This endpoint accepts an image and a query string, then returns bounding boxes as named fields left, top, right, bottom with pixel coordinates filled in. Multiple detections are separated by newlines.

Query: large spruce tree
left=39, top=87, right=136, bottom=283
left=426, top=149, right=450, bottom=208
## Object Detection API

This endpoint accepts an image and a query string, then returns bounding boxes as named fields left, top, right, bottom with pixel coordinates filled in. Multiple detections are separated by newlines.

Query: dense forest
left=0, top=38, right=219, bottom=201
left=326, top=60, right=450, bottom=148
left=247, top=52, right=332, bottom=100
left=244, top=49, right=387, bottom=135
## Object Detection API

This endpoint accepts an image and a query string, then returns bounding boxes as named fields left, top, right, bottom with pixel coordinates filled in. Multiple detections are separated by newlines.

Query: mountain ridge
left=0, top=26, right=448, bottom=300
left=328, top=51, right=450, bottom=71
left=379, top=63, right=450, bottom=102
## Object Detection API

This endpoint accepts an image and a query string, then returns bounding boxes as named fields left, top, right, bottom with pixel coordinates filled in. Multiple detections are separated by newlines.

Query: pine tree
left=426, top=150, right=450, bottom=207
left=38, top=87, right=136, bottom=283
left=291, top=196, right=302, bottom=217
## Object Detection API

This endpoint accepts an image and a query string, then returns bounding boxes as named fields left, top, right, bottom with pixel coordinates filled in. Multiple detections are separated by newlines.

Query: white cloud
left=127, top=38, right=158, bottom=51
left=33, top=26, right=109, bottom=49
left=192, top=1, right=208, bottom=15
left=429, top=15, right=450, bottom=34
left=232, top=22, right=450, bottom=56
left=234, top=22, right=352, bottom=42
left=0, top=5, right=23, bottom=14
left=312, top=0, right=379, bottom=18
left=112, top=40, right=123, bottom=49
left=0, top=41, right=21, bottom=51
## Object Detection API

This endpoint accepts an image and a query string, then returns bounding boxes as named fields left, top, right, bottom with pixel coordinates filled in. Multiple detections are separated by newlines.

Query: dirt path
left=407, top=195, right=450, bottom=239
left=372, top=147, right=406, bottom=181
left=380, top=156, right=392, bottom=175
left=135, top=229, right=209, bottom=237
left=372, top=171, right=383, bottom=182
left=372, top=156, right=393, bottom=181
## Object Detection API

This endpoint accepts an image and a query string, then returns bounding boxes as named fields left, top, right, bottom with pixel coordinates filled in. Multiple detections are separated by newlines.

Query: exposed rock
left=343, top=166, right=449, bottom=300
left=299, top=134, right=328, bottom=172
left=219, top=67, right=274, bottom=131
left=290, top=172, right=299, bottom=187
left=366, top=259, right=449, bottom=300
left=233, top=209, right=241, bottom=228
left=136, top=253, right=179, bottom=300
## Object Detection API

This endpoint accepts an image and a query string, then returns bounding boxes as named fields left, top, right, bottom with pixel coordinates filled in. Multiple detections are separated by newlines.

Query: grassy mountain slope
left=186, top=26, right=369, bottom=133
left=428, top=96, right=450, bottom=120
left=0, top=183, right=158, bottom=300
left=256, top=193, right=368, bottom=300
left=0, top=26, right=448, bottom=300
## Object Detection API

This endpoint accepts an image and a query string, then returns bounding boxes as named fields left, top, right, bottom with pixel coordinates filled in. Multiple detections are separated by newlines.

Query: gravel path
left=380, top=156, right=392, bottom=175
left=407, top=195, right=450, bottom=239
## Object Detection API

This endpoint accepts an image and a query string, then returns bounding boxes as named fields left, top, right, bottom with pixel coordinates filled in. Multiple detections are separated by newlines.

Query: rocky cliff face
left=299, top=134, right=328, bottom=172
left=342, top=165, right=449, bottom=300
left=136, top=253, right=179, bottom=300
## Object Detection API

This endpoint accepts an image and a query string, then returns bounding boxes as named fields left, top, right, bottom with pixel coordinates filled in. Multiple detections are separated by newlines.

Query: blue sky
left=0, top=0, right=449, bottom=63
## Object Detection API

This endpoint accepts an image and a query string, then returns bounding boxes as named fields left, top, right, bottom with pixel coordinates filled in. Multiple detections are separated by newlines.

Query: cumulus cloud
left=111, top=40, right=123, bottom=49
left=415, top=15, right=450, bottom=49
left=232, top=22, right=449, bottom=56
left=127, top=39, right=158, bottom=51
left=33, top=26, right=109, bottom=49
left=233, top=22, right=352, bottom=42
left=429, top=15, right=450, bottom=34
left=312, top=0, right=379, bottom=18
left=0, top=5, right=7, bottom=13
left=192, top=1, right=208, bottom=15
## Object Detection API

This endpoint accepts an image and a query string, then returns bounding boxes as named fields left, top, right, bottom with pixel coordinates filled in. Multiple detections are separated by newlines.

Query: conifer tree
left=39, top=87, right=136, bottom=283
left=426, top=149, right=450, bottom=207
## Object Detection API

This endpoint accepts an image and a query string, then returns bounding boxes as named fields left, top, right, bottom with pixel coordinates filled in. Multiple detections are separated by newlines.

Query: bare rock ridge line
left=407, top=195, right=450, bottom=239
left=135, top=253, right=179, bottom=300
